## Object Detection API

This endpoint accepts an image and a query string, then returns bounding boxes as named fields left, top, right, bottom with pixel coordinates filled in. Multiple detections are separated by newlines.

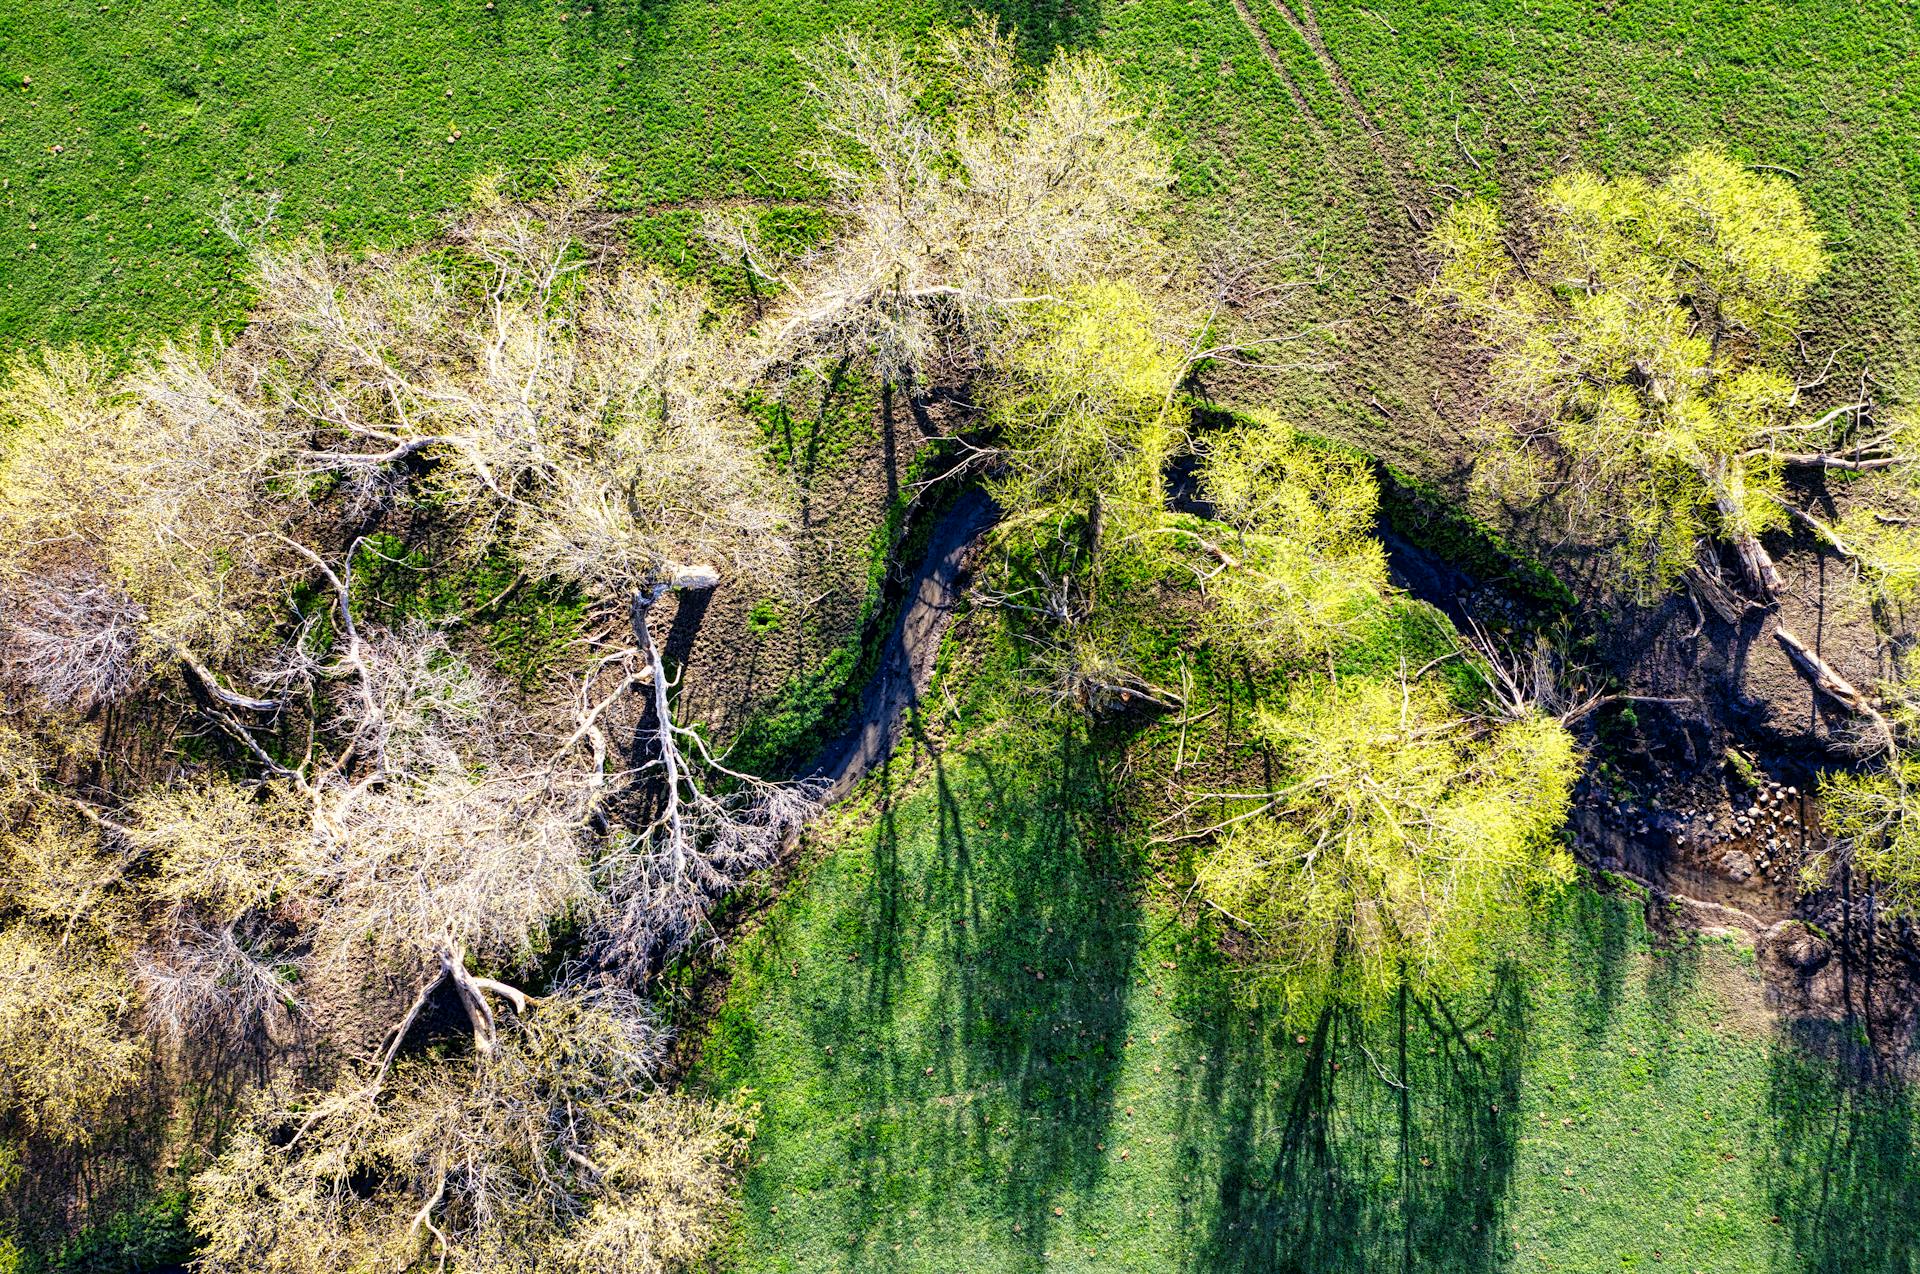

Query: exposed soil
left=1387, top=514, right=1920, bottom=1055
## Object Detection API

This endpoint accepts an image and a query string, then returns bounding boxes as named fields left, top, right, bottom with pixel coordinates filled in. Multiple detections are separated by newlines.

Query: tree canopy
left=1427, top=149, right=1835, bottom=597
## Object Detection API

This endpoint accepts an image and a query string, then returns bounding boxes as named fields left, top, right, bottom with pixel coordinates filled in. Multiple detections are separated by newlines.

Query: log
left=1774, top=624, right=1897, bottom=756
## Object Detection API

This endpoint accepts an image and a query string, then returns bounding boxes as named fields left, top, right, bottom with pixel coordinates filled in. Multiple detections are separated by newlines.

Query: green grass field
left=7, top=0, right=1918, bottom=442
left=698, top=711, right=1920, bottom=1272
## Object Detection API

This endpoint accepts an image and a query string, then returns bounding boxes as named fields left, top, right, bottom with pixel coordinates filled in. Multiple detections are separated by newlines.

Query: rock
left=1719, top=850, right=1756, bottom=883
left=1767, top=921, right=1831, bottom=972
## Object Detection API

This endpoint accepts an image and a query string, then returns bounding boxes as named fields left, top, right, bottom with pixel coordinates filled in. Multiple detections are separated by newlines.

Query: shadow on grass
left=955, top=0, right=1104, bottom=54
left=1177, top=962, right=1525, bottom=1274
left=1762, top=1020, right=1920, bottom=1273
left=1563, top=880, right=1635, bottom=1042
left=824, top=714, right=1142, bottom=1267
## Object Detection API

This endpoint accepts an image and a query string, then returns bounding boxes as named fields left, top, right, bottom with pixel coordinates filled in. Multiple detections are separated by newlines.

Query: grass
left=0, top=0, right=1090, bottom=352
left=346, top=531, right=589, bottom=689
left=698, top=715, right=1920, bottom=1272
left=9, top=0, right=1919, bottom=413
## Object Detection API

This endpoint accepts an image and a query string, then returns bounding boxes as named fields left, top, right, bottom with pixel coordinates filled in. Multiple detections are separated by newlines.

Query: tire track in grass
left=1223, top=0, right=1460, bottom=474
left=1225, top=0, right=1331, bottom=147
left=1264, top=0, right=1429, bottom=232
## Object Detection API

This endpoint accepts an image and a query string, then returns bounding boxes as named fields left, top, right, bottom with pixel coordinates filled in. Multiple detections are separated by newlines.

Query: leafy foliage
left=0, top=926, right=146, bottom=1146
left=1197, top=414, right=1390, bottom=664
left=1426, top=150, right=1827, bottom=594
left=729, top=19, right=1173, bottom=389
left=1195, top=678, right=1576, bottom=1018
left=988, top=280, right=1183, bottom=533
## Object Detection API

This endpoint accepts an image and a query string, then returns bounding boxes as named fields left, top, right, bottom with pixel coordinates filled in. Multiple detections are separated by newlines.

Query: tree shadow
left=954, top=0, right=1105, bottom=56
left=1560, top=877, right=1635, bottom=1041
left=1180, top=969, right=1525, bottom=1273
left=949, top=721, right=1139, bottom=1257
left=818, top=713, right=1142, bottom=1268
left=1760, top=1019, right=1920, bottom=1274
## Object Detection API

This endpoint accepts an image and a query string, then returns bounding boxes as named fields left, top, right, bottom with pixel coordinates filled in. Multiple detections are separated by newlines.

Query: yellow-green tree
left=1194, top=677, right=1576, bottom=1018
left=1813, top=654, right=1920, bottom=914
left=1169, top=412, right=1578, bottom=1016
left=1427, top=149, right=1842, bottom=599
left=1196, top=414, right=1390, bottom=664
left=987, top=279, right=1186, bottom=542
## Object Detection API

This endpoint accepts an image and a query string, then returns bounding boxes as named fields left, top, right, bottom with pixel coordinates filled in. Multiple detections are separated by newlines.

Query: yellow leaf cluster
left=1196, top=678, right=1576, bottom=1019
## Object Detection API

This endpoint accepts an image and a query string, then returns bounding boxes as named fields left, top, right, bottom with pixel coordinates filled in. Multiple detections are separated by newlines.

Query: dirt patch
left=662, top=387, right=952, bottom=745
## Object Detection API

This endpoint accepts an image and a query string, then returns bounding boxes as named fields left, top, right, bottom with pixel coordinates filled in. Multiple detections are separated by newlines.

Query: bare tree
left=0, top=345, right=285, bottom=712
left=190, top=985, right=754, bottom=1274
left=711, top=20, right=1173, bottom=391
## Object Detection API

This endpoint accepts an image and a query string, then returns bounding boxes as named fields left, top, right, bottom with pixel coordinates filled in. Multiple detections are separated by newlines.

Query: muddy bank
left=805, top=485, right=999, bottom=801
left=1382, top=495, right=1920, bottom=1048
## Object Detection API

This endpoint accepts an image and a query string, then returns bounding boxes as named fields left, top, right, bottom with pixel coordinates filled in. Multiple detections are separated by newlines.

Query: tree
left=1150, top=411, right=1580, bottom=1016
left=0, top=721, right=147, bottom=1145
left=984, top=279, right=1184, bottom=543
left=1194, top=414, right=1390, bottom=665
left=1192, top=675, right=1576, bottom=1018
left=190, top=987, right=753, bottom=1274
left=230, top=173, right=817, bottom=975
left=1812, top=655, right=1920, bottom=916
left=1428, top=148, right=1920, bottom=756
left=0, top=345, right=281, bottom=710
left=0, top=170, right=800, bottom=1267
left=0, top=925, right=146, bottom=1145
left=715, top=21, right=1174, bottom=390
left=1426, top=149, right=1847, bottom=600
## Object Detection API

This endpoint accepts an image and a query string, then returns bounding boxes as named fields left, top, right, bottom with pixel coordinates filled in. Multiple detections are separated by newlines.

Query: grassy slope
left=699, top=712, right=1920, bottom=1272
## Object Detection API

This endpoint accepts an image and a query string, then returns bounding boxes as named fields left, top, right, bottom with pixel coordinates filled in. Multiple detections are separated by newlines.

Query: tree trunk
left=1708, top=460, right=1783, bottom=599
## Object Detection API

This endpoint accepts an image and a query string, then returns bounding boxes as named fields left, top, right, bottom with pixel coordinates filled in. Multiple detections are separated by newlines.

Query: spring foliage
left=0, top=925, right=146, bottom=1146
left=727, top=19, right=1172, bottom=388
left=0, top=166, right=797, bottom=1265
left=1815, top=656, right=1920, bottom=914
left=1195, top=678, right=1576, bottom=1016
left=987, top=279, right=1184, bottom=533
left=1426, top=149, right=1827, bottom=594
left=0, top=346, right=277, bottom=709
left=1172, top=415, right=1577, bottom=1017
left=1198, top=415, right=1390, bottom=664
